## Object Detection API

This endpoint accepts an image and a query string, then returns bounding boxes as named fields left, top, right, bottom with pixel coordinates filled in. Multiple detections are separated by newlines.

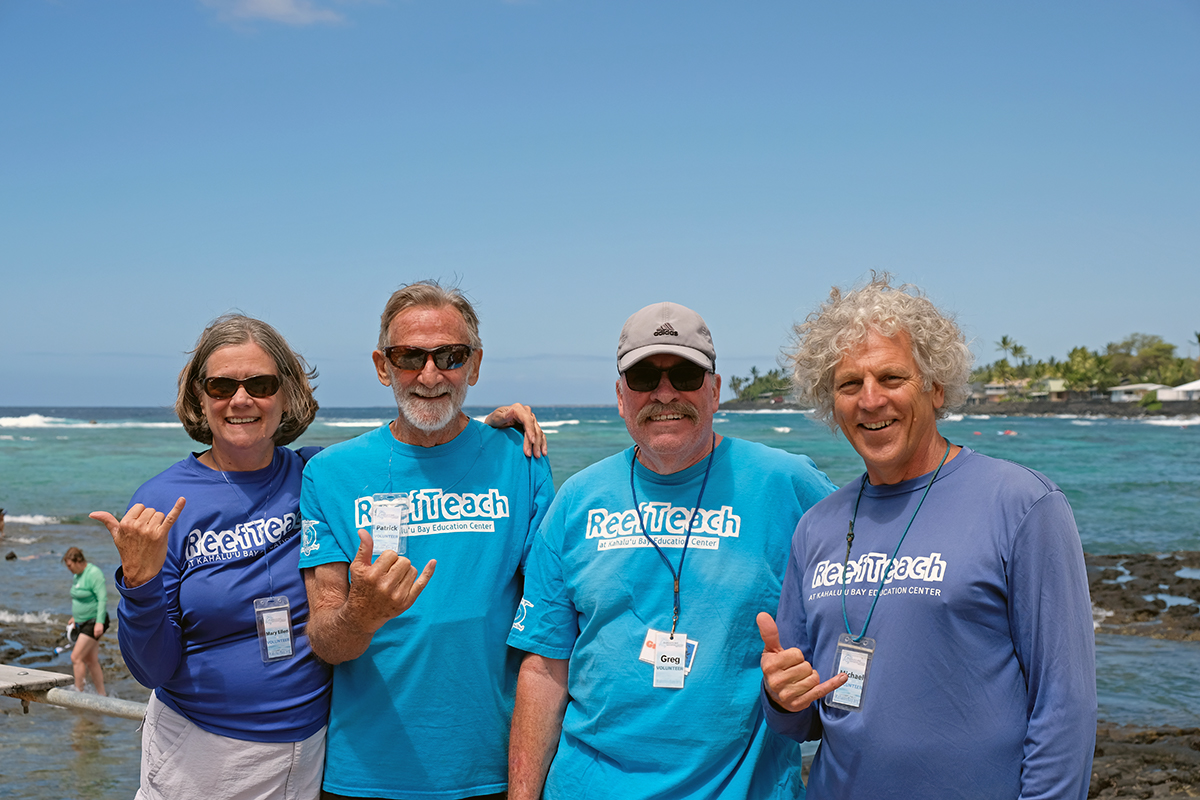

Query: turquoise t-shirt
left=508, top=437, right=836, bottom=800
left=299, top=420, right=554, bottom=800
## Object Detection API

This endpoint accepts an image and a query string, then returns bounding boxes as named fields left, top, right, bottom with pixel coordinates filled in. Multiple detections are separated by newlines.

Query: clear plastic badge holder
left=254, top=596, right=295, bottom=662
left=371, top=493, right=409, bottom=558
left=826, top=633, right=875, bottom=712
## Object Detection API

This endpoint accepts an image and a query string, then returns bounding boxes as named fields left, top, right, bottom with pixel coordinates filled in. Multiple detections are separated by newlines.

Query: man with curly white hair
left=757, top=274, right=1096, bottom=799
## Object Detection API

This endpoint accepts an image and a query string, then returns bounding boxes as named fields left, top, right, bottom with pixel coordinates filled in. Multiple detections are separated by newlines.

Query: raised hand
left=757, top=611, right=847, bottom=712
left=483, top=403, right=548, bottom=458
left=90, top=497, right=186, bottom=589
left=344, top=530, right=436, bottom=634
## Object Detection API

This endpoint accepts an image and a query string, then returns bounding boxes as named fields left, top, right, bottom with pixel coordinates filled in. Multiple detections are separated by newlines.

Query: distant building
left=983, top=378, right=1029, bottom=402
left=1158, top=379, right=1200, bottom=402
left=1106, top=383, right=1168, bottom=403
left=1028, top=378, right=1068, bottom=402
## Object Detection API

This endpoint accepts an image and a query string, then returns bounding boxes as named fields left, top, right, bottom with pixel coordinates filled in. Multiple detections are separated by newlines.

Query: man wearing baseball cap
left=507, top=302, right=837, bottom=800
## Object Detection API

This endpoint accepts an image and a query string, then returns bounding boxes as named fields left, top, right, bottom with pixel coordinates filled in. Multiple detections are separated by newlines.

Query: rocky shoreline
left=4, top=556, right=1199, bottom=798
left=1089, top=551, right=1200, bottom=642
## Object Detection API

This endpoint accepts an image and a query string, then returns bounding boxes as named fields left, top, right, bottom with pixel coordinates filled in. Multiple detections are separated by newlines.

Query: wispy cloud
left=200, top=0, right=345, bottom=26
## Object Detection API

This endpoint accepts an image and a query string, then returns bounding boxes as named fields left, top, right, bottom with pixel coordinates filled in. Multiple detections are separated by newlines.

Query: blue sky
left=2, top=0, right=1197, bottom=408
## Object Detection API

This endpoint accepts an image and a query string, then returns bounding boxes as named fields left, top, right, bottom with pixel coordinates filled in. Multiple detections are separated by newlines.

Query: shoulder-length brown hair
left=175, top=314, right=319, bottom=447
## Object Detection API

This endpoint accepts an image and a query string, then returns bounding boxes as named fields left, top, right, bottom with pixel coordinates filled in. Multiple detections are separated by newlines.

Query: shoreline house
left=1028, top=378, right=1068, bottom=402
left=1158, top=379, right=1200, bottom=402
left=1106, top=383, right=1168, bottom=403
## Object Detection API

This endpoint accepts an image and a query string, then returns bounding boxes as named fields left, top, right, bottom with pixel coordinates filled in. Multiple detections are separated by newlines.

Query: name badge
left=638, top=628, right=698, bottom=675
left=371, top=493, right=409, bottom=558
left=652, top=630, right=688, bottom=689
left=254, top=596, right=295, bottom=662
left=826, top=633, right=875, bottom=711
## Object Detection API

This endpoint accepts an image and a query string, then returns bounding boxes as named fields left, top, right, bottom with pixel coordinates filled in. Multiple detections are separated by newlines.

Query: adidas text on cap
left=617, top=302, right=715, bottom=373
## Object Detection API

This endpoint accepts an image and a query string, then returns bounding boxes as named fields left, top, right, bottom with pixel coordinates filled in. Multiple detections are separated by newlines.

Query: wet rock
left=1089, top=552, right=1200, bottom=642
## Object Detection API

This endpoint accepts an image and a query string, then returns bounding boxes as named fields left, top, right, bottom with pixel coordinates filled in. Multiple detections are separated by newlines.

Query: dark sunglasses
left=623, top=361, right=709, bottom=393
left=383, top=344, right=474, bottom=372
left=201, top=374, right=282, bottom=400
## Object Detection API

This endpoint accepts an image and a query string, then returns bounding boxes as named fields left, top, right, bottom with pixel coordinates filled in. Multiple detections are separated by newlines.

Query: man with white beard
left=300, top=280, right=556, bottom=800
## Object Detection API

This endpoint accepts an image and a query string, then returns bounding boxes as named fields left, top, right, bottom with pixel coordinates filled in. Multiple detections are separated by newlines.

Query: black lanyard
left=629, top=433, right=716, bottom=636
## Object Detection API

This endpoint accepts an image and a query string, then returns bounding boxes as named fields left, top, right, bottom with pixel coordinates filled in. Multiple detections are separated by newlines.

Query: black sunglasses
left=202, top=374, right=282, bottom=400
left=623, top=361, right=709, bottom=393
left=383, top=344, right=474, bottom=372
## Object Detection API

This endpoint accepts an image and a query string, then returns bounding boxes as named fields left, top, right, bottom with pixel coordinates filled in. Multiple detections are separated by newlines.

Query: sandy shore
left=3, top=561, right=1199, bottom=798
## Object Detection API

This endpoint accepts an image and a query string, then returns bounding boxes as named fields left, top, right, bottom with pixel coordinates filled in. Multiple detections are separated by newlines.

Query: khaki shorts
left=137, top=692, right=325, bottom=800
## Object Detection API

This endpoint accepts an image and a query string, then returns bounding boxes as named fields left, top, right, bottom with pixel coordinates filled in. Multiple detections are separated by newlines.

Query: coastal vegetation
left=971, top=332, right=1200, bottom=397
left=727, top=366, right=790, bottom=402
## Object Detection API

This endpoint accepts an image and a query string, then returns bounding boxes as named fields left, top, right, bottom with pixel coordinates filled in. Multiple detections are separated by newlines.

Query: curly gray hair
left=787, top=273, right=972, bottom=428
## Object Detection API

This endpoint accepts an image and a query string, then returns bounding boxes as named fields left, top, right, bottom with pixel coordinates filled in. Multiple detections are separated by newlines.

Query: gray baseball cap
left=617, top=302, right=715, bottom=373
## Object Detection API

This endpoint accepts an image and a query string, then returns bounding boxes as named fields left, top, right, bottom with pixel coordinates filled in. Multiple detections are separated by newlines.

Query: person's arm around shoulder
left=304, top=530, right=436, bottom=664
left=483, top=403, right=548, bottom=458
left=509, top=652, right=569, bottom=800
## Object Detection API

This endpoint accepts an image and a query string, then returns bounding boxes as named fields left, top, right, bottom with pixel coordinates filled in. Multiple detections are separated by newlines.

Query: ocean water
left=2, top=406, right=1199, bottom=798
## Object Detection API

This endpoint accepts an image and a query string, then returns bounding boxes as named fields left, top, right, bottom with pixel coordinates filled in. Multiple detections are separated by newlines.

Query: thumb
left=757, top=612, right=783, bottom=653
left=355, top=529, right=375, bottom=564
left=89, top=511, right=120, bottom=534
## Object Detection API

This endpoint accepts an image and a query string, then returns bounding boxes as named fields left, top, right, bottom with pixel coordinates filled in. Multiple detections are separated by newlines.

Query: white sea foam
left=541, top=420, right=580, bottom=428
left=0, top=610, right=55, bottom=625
left=544, top=430, right=558, bottom=435
left=773, top=427, right=791, bottom=433
left=943, top=414, right=964, bottom=422
left=0, top=414, right=180, bottom=430
left=720, top=408, right=811, bottom=415
left=967, top=414, right=992, bottom=420
left=1140, top=416, right=1200, bottom=428
left=1071, top=420, right=1095, bottom=426
left=6, top=515, right=60, bottom=525
left=0, top=435, right=12, bottom=440
left=3, top=536, right=38, bottom=545
left=322, top=420, right=389, bottom=428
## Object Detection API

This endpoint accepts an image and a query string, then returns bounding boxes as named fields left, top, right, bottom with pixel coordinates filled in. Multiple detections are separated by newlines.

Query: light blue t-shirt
left=508, top=437, right=836, bottom=800
left=299, top=421, right=555, bottom=800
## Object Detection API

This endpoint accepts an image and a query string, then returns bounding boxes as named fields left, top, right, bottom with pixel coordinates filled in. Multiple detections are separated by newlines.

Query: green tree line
left=973, top=332, right=1200, bottom=393
left=727, top=366, right=791, bottom=402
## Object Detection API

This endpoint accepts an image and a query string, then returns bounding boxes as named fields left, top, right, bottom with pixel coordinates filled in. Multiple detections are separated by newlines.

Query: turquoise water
left=2, top=406, right=1199, bottom=798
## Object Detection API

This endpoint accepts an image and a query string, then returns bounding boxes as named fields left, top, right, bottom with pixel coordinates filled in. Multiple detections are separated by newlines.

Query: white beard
left=393, top=380, right=468, bottom=433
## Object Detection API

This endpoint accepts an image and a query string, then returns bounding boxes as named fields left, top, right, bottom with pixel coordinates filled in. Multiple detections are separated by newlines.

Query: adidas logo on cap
left=653, top=324, right=678, bottom=337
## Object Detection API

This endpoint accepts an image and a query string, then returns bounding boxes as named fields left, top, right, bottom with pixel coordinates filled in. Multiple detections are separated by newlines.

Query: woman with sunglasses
left=89, top=314, right=331, bottom=800
left=91, top=314, right=545, bottom=800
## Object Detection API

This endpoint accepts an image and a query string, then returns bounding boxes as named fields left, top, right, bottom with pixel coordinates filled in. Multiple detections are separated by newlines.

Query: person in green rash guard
left=63, top=546, right=109, bottom=695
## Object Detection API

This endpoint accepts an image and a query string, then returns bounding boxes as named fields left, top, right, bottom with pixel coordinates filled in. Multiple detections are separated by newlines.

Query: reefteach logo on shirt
left=185, top=514, right=299, bottom=566
left=353, top=488, right=511, bottom=537
left=585, top=502, right=741, bottom=552
left=806, top=551, right=948, bottom=601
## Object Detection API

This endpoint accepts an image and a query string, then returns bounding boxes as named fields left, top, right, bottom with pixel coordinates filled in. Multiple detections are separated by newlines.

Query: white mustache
left=636, top=401, right=699, bottom=425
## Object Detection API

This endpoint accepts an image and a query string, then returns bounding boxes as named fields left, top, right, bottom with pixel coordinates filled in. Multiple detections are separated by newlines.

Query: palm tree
left=996, top=335, right=1016, bottom=360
